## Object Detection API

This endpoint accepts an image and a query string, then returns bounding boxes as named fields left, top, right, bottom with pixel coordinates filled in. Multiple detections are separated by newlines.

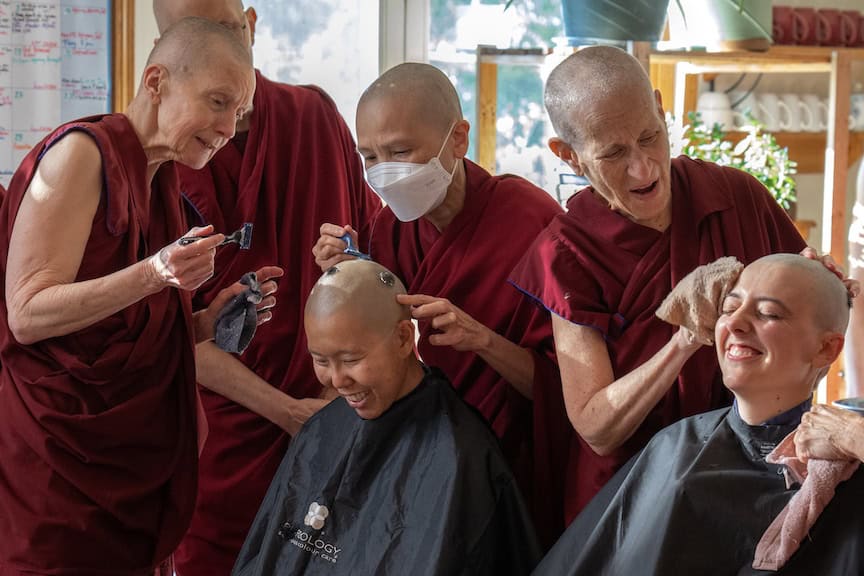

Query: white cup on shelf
left=778, top=93, right=812, bottom=133
left=850, top=93, right=864, bottom=132
left=800, top=94, right=828, bottom=132
left=729, top=90, right=760, bottom=128
left=757, top=93, right=783, bottom=132
left=696, top=91, right=742, bottom=131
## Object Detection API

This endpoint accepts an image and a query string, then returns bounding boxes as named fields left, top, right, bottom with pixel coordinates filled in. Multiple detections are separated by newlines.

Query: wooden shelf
left=723, top=131, right=864, bottom=174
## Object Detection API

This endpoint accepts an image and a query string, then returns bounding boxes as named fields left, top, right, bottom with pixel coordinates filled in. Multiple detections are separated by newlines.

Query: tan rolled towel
left=752, top=430, right=859, bottom=571
left=655, top=256, right=744, bottom=345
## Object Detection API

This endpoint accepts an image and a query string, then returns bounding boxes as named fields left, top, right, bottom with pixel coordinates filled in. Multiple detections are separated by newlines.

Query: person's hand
left=149, top=225, right=224, bottom=291
left=280, top=396, right=331, bottom=437
left=397, top=293, right=491, bottom=352
left=794, top=404, right=864, bottom=462
left=193, top=265, right=284, bottom=344
left=800, top=246, right=861, bottom=299
left=674, top=325, right=706, bottom=351
left=312, top=223, right=358, bottom=271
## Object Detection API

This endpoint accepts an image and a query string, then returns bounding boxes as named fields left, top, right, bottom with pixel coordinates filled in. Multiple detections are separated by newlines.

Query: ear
left=813, top=332, right=845, bottom=369
left=654, top=88, right=665, bottom=116
left=548, top=137, right=584, bottom=176
left=245, top=7, right=257, bottom=47
left=452, top=119, right=470, bottom=158
left=395, top=319, right=416, bottom=358
left=142, top=64, right=167, bottom=103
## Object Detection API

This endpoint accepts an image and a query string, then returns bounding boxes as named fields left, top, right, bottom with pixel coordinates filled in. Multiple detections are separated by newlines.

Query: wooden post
left=476, top=47, right=498, bottom=174
left=824, top=49, right=852, bottom=402
left=112, top=0, right=135, bottom=112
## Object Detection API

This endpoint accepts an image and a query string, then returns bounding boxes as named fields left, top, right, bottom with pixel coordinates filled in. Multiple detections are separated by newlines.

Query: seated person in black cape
left=534, top=253, right=864, bottom=576
left=233, top=259, right=541, bottom=576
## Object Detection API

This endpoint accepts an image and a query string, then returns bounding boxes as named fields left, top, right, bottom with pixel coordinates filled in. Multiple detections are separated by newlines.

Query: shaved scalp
left=154, top=0, right=245, bottom=33
left=359, top=62, right=462, bottom=134
left=306, top=260, right=411, bottom=336
left=751, top=253, right=851, bottom=333
left=146, top=16, right=251, bottom=76
left=545, top=45, right=656, bottom=149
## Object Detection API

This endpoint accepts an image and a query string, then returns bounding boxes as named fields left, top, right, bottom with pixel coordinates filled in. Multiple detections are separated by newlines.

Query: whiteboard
left=0, top=0, right=111, bottom=188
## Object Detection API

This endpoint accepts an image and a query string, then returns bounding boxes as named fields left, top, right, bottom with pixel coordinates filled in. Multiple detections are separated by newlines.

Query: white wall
left=133, top=1, right=159, bottom=92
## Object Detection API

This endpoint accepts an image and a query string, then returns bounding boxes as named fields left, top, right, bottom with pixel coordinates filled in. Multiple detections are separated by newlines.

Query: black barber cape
left=232, top=367, right=542, bottom=576
left=534, top=407, right=864, bottom=576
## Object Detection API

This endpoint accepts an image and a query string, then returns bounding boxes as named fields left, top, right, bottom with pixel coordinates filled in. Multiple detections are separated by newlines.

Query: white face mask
left=365, top=124, right=458, bottom=222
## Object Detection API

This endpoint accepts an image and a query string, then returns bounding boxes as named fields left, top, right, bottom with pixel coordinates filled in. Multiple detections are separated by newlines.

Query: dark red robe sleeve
left=0, top=115, right=199, bottom=575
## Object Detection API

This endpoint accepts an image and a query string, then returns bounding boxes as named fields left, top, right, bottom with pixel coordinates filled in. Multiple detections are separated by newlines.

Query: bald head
left=545, top=46, right=656, bottom=149
left=749, top=253, right=850, bottom=333
left=306, top=260, right=411, bottom=336
left=154, top=0, right=245, bottom=34
left=146, top=16, right=251, bottom=76
left=359, top=63, right=462, bottom=134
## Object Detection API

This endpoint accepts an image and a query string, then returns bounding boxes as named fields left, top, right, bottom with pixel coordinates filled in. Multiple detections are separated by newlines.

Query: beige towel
left=752, top=431, right=859, bottom=571
left=655, top=256, right=744, bottom=344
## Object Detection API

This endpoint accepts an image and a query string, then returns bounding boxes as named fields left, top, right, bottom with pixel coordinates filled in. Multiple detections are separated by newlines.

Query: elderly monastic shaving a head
left=509, top=45, right=812, bottom=522
left=0, top=18, right=282, bottom=576
left=152, top=3, right=381, bottom=572
left=535, top=254, right=864, bottom=575
left=312, top=62, right=569, bottom=546
left=233, top=259, right=541, bottom=575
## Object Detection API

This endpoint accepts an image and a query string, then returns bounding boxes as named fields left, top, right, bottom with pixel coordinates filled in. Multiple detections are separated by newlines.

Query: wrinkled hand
left=150, top=225, right=224, bottom=291
left=281, top=396, right=331, bottom=437
left=397, top=293, right=491, bottom=352
left=794, top=404, right=864, bottom=462
left=312, top=223, right=358, bottom=271
left=193, top=265, right=284, bottom=344
left=800, top=246, right=861, bottom=299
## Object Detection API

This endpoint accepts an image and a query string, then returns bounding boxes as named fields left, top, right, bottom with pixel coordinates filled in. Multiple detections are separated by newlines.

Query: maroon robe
left=368, top=159, right=570, bottom=546
left=0, top=115, right=199, bottom=575
left=509, top=156, right=807, bottom=523
left=173, top=73, right=381, bottom=576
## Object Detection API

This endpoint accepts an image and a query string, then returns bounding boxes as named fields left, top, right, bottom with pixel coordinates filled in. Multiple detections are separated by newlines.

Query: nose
left=628, top=148, right=653, bottom=181
left=720, top=306, right=751, bottom=335
left=329, top=365, right=353, bottom=391
left=216, top=110, right=238, bottom=140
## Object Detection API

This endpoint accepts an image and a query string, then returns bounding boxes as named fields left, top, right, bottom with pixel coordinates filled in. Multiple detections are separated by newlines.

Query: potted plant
left=672, top=111, right=810, bottom=237
left=668, top=0, right=772, bottom=51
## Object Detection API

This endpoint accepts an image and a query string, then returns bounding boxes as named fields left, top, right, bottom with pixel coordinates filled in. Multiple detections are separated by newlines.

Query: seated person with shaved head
left=509, top=45, right=809, bottom=523
left=0, top=18, right=277, bottom=576
left=535, top=254, right=864, bottom=575
left=232, top=260, right=541, bottom=576
left=313, top=62, right=568, bottom=545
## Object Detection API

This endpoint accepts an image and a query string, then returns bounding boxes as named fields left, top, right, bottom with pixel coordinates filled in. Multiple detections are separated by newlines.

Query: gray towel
left=215, top=272, right=262, bottom=354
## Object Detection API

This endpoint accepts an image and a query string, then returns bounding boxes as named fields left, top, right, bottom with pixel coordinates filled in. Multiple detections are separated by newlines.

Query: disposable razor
left=179, top=222, right=253, bottom=249
left=339, top=232, right=371, bottom=260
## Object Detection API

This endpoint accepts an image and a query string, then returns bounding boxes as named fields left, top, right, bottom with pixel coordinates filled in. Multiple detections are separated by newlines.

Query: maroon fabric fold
left=369, top=159, right=568, bottom=546
left=510, top=156, right=807, bottom=523
left=0, top=114, right=199, bottom=575
left=173, top=73, right=381, bottom=576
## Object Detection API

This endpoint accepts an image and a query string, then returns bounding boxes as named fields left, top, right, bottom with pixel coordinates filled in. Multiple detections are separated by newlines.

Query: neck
left=398, top=358, right=426, bottom=401
left=735, top=388, right=814, bottom=426
left=423, top=159, right=466, bottom=232
left=124, top=96, right=171, bottom=185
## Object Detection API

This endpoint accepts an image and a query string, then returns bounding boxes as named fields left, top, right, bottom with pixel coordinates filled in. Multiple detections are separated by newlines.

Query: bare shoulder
left=32, top=130, right=103, bottom=203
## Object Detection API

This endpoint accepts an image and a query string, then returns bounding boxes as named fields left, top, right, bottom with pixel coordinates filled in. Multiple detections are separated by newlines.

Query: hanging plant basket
left=668, top=0, right=773, bottom=52
left=558, top=0, right=672, bottom=44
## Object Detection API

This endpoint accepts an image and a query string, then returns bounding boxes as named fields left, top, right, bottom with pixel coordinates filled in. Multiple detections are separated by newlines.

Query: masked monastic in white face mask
left=365, top=123, right=458, bottom=222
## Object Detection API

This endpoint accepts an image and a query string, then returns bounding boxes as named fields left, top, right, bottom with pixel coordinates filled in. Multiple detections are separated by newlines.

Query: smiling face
left=151, top=47, right=254, bottom=169
left=306, top=310, right=417, bottom=419
left=715, top=258, right=844, bottom=411
left=563, top=88, right=672, bottom=231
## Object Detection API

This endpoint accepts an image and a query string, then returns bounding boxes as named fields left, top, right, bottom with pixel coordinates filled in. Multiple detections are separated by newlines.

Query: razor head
left=338, top=232, right=371, bottom=260
left=219, top=222, right=254, bottom=250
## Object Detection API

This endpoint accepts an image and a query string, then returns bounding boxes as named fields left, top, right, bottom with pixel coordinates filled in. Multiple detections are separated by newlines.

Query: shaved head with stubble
left=358, top=62, right=463, bottom=136
left=305, top=260, right=422, bottom=419
left=545, top=45, right=658, bottom=151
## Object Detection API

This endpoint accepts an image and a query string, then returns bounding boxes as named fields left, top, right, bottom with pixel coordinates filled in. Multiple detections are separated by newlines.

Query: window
left=250, top=0, right=379, bottom=135
left=429, top=0, right=571, bottom=201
